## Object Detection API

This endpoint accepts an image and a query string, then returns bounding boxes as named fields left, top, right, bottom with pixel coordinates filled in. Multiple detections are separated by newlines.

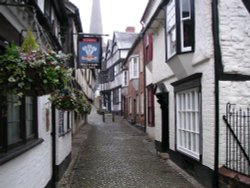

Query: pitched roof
left=114, top=31, right=139, bottom=49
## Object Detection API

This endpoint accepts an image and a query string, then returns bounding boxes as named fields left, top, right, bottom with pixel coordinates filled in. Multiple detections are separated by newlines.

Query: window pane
left=58, top=111, right=64, bottom=135
left=67, top=112, right=70, bottom=130
left=141, top=93, right=144, bottom=114
left=176, top=88, right=200, bottom=159
left=168, top=27, right=176, bottom=56
left=167, top=0, right=176, bottom=58
left=26, top=97, right=34, bottom=137
left=181, top=0, right=190, bottom=18
left=167, top=0, right=176, bottom=31
left=7, top=95, right=21, bottom=145
left=183, top=20, right=192, bottom=47
left=133, top=58, right=138, bottom=78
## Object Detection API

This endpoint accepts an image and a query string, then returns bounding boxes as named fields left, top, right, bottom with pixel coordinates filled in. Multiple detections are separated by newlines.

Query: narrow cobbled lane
left=62, top=108, right=202, bottom=188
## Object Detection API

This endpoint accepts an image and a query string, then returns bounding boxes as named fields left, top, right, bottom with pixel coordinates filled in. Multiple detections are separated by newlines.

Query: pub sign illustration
left=78, top=36, right=102, bottom=69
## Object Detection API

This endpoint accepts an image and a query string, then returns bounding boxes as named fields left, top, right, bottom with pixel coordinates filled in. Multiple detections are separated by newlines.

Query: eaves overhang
left=141, top=0, right=168, bottom=35
left=52, top=0, right=68, bottom=25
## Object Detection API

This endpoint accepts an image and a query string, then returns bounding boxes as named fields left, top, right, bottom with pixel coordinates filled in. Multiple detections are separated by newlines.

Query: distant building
left=122, top=35, right=145, bottom=130
left=99, top=28, right=138, bottom=114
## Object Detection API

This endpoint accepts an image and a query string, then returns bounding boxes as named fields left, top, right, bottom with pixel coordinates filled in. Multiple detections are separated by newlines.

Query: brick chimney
left=125, top=26, right=135, bottom=33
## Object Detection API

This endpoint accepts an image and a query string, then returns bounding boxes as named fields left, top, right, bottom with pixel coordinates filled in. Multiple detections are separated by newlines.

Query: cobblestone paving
left=58, top=109, right=203, bottom=188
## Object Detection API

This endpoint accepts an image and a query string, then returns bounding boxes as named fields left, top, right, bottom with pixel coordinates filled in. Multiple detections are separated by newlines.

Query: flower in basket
left=0, top=44, right=27, bottom=103
left=74, top=90, right=92, bottom=114
left=49, top=88, right=77, bottom=111
left=20, top=32, right=72, bottom=96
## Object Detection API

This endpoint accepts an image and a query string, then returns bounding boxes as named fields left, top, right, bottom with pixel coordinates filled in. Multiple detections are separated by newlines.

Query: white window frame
left=166, top=0, right=194, bottom=59
left=176, top=87, right=200, bottom=159
left=136, top=95, right=139, bottom=114
left=129, top=97, right=132, bottom=114
left=58, top=111, right=71, bottom=136
left=140, top=52, right=143, bottom=73
left=129, top=56, right=139, bottom=79
left=180, top=0, right=192, bottom=52
left=140, top=93, right=144, bottom=115
left=123, top=71, right=128, bottom=87
left=166, top=0, right=177, bottom=58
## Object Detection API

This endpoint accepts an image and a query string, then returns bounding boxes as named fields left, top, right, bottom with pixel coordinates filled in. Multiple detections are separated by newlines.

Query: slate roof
left=114, top=31, right=139, bottom=49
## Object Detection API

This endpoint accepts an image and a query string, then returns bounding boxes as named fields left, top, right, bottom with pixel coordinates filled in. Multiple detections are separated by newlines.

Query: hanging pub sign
left=78, top=36, right=102, bottom=69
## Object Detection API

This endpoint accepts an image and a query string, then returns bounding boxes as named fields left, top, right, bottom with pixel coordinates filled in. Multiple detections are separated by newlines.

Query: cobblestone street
left=57, top=108, right=203, bottom=188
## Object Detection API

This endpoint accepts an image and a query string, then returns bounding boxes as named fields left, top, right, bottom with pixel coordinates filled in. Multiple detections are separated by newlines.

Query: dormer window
left=165, top=0, right=194, bottom=60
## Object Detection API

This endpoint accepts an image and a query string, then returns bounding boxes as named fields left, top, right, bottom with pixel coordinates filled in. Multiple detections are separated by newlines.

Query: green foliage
left=49, top=88, right=77, bottom=111
left=21, top=29, right=39, bottom=52
left=49, top=88, right=92, bottom=114
left=0, top=42, right=72, bottom=104
left=0, top=44, right=26, bottom=99
left=74, top=90, right=92, bottom=114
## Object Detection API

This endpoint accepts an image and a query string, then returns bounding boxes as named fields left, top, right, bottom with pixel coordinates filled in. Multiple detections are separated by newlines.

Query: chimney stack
left=125, top=26, right=135, bottom=33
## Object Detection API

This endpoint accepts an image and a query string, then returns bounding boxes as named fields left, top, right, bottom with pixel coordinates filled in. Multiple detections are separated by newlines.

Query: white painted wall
left=219, top=0, right=250, bottom=75
left=219, top=81, right=250, bottom=167
left=152, top=28, right=174, bottom=84
left=56, top=111, right=72, bottom=165
left=149, top=0, right=216, bottom=170
left=217, top=0, right=250, bottom=169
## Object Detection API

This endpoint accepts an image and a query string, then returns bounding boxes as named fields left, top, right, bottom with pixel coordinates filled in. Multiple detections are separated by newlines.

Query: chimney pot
left=125, top=26, right=135, bottom=33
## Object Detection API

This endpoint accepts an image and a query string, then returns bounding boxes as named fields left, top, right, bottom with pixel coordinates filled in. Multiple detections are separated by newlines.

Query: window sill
left=59, top=128, right=72, bottom=137
left=0, top=138, right=44, bottom=166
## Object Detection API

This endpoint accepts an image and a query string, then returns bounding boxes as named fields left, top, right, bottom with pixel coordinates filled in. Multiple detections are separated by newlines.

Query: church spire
left=89, top=0, right=103, bottom=34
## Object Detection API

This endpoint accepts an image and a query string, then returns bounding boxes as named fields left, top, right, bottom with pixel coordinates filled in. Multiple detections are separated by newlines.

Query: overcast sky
left=70, top=0, right=148, bottom=39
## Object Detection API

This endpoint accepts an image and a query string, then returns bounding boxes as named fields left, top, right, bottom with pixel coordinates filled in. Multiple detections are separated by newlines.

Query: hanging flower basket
left=0, top=45, right=72, bottom=98
left=74, top=90, right=92, bottom=114
left=21, top=49, right=72, bottom=96
left=0, top=30, right=72, bottom=104
left=49, top=88, right=77, bottom=111
left=49, top=88, right=92, bottom=113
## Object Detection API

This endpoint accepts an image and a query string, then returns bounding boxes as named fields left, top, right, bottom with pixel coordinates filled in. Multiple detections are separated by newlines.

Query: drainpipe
left=141, top=30, right=147, bottom=133
left=212, top=0, right=222, bottom=187
left=51, top=105, right=56, bottom=188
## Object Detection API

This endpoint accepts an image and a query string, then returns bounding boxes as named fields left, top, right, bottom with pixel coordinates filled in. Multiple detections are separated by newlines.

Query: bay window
left=166, top=0, right=194, bottom=59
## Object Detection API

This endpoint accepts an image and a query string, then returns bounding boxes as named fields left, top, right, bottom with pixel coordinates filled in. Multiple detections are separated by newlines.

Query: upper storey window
left=165, top=0, right=194, bottom=60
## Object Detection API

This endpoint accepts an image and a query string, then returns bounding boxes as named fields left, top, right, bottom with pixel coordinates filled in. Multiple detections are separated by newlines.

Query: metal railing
left=223, top=103, right=250, bottom=175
